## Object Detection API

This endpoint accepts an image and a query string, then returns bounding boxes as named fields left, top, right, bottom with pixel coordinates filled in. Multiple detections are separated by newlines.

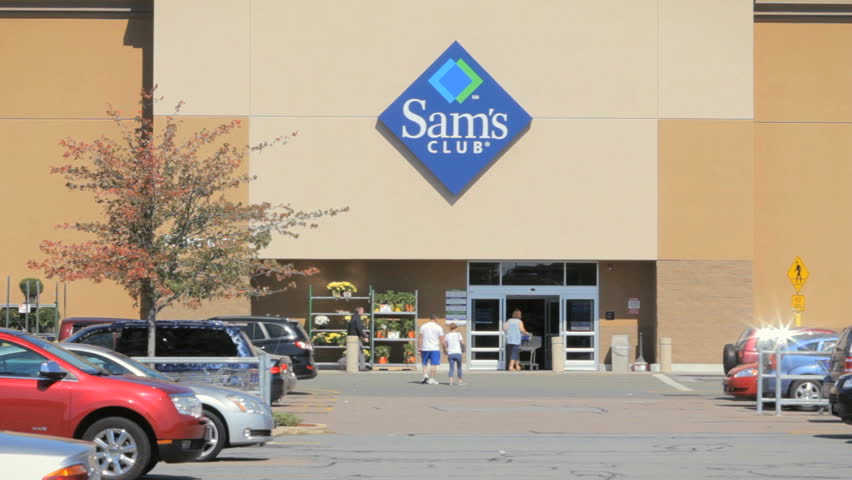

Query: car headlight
left=733, top=368, right=758, bottom=378
left=227, top=394, right=266, bottom=414
left=171, top=394, right=203, bottom=417
left=841, top=379, right=852, bottom=390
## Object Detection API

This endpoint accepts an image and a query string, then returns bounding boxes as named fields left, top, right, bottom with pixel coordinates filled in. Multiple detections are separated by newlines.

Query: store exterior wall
left=0, top=8, right=151, bottom=320
left=754, top=18, right=852, bottom=333
left=153, top=0, right=754, bottom=367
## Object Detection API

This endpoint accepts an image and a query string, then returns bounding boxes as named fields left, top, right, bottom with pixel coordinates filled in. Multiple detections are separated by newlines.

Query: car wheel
left=82, top=416, right=151, bottom=480
left=197, top=410, right=227, bottom=462
left=723, top=344, right=738, bottom=374
left=790, top=379, right=823, bottom=406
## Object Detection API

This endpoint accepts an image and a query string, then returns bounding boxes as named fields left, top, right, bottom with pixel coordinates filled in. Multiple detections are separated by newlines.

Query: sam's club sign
left=379, top=41, right=531, bottom=195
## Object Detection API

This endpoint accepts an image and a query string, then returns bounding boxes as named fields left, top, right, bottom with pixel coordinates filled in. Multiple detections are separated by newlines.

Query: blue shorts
left=421, top=350, right=440, bottom=366
left=507, top=343, right=520, bottom=361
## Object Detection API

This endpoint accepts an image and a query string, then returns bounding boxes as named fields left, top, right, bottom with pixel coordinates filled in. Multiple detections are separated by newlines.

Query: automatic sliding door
left=469, top=297, right=503, bottom=370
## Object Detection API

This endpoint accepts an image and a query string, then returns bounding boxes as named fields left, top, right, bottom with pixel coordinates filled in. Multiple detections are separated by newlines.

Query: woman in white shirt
left=443, top=323, right=466, bottom=385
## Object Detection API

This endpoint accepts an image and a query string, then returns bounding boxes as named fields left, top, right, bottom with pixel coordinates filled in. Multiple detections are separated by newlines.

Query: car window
left=76, top=352, right=131, bottom=376
left=157, top=328, right=238, bottom=357
left=735, top=328, right=754, bottom=348
left=24, top=335, right=104, bottom=375
left=263, top=323, right=297, bottom=340
left=115, top=328, right=149, bottom=357
left=78, top=330, right=116, bottom=350
left=243, top=323, right=267, bottom=341
left=0, top=341, right=48, bottom=378
left=822, top=340, right=837, bottom=352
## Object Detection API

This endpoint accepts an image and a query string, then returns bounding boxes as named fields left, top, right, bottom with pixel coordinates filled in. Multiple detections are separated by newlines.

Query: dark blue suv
left=62, top=320, right=288, bottom=401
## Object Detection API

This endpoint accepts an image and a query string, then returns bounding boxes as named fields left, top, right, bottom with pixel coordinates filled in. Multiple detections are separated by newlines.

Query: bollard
left=660, top=337, right=672, bottom=373
left=551, top=335, right=564, bottom=372
left=346, top=335, right=360, bottom=373
left=611, top=335, right=629, bottom=373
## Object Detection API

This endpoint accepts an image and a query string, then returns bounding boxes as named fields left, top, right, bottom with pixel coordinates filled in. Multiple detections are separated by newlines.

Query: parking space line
left=653, top=373, right=694, bottom=392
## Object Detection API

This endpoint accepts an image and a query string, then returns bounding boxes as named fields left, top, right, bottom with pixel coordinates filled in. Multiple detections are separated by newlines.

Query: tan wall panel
left=250, top=117, right=658, bottom=260
left=657, top=260, right=752, bottom=364
left=0, top=17, right=147, bottom=118
left=754, top=124, right=852, bottom=331
left=598, top=261, right=657, bottom=363
left=756, top=22, right=852, bottom=123
left=154, top=0, right=250, bottom=116
left=659, top=0, right=753, bottom=119
left=248, top=0, right=659, bottom=118
left=658, top=120, right=754, bottom=260
left=0, top=120, right=139, bottom=319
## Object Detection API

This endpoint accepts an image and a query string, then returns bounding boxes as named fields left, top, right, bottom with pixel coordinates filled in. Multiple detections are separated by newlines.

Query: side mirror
left=39, top=361, right=68, bottom=380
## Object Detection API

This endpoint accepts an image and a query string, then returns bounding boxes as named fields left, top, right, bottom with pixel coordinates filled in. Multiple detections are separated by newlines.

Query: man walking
left=348, top=306, right=370, bottom=371
left=418, top=315, right=444, bottom=384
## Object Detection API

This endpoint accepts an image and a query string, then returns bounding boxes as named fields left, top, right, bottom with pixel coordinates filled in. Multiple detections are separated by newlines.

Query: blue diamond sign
left=379, top=42, right=532, bottom=195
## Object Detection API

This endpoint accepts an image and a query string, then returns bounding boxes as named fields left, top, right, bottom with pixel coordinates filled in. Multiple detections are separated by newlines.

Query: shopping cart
left=519, top=335, right=542, bottom=370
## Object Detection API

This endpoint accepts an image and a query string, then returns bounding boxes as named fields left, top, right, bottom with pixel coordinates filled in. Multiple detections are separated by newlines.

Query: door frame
left=467, top=294, right=505, bottom=371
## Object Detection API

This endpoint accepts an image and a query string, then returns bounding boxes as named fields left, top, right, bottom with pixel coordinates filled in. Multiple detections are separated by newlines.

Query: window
left=566, top=263, right=597, bottom=286
left=0, top=341, right=48, bottom=378
left=469, top=262, right=500, bottom=285
left=79, top=330, right=116, bottom=350
left=501, top=262, right=564, bottom=286
left=157, top=329, right=238, bottom=357
left=77, top=353, right=131, bottom=376
left=243, top=323, right=267, bottom=341
left=263, top=323, right=296, bottom=340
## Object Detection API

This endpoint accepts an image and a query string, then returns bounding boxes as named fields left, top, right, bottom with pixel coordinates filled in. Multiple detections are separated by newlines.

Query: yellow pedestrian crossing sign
left=792, top=294, right=805, bottom=311
left=787, top=257, right=809, bottom=292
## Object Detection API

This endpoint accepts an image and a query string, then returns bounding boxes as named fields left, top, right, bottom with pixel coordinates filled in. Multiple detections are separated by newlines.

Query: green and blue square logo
left=379, top=41, right=531, bottom=196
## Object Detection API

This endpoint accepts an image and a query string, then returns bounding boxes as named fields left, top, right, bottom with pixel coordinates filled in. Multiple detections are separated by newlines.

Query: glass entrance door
left=561, top=298, right=598, bottom=370
left=468, top=297, right=504, bottom=370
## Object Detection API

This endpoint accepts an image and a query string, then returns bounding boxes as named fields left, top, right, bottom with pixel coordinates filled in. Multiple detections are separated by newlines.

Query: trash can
left=611, top=335, right=629, bottom=373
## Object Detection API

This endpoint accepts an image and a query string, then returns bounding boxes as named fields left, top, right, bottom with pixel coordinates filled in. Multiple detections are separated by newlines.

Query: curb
left=272, top=424, right=330, bottom=436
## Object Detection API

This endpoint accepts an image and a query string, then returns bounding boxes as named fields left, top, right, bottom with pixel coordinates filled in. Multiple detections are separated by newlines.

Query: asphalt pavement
left=146, top=370, right=852, bottom=479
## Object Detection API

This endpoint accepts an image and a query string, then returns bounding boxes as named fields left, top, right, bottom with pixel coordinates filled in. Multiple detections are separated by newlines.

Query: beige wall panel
left=0, top=17, right=147, bottom=118
left=154, top=0, right=250, bottom=116
left=657, top=260, right=752, bottom=364
left=0, top=119, right=140, bottom=319
left=598, top=261, right=657, bottom=363
left=756, top=22, right=852, bottom=122
left=658, top=120, right=754, bottom=260
left=754, top=124, right=852, bottom=331
left=250, top=117, right=658, bottom=260
left=659, top=0, right=753, bottom=119
left=249, top=0, right=658, bottom=118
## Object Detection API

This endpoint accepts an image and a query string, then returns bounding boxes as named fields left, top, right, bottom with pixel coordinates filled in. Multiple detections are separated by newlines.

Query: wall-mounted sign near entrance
left=627, top=298, right=640, bottom=315
left=379, top=41, right=532, bottom=195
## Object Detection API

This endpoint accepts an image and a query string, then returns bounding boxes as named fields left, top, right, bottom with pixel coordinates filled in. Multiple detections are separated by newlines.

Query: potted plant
left=375, top=345, right=391, bottom=364
left=311, top=332, right=327, bottom=345
left=374, top=318, right=388, bottom=338
left=386, top=318, right=401, bottom=339
left=402, top=318, right=416, bottom=338
left=399, top=291, right=416, bottom=312
left=375, top=291, right=393, bottom=312
left=327, top=281, right=357, bottom=298
left=403, top=343, right=415, bottom=364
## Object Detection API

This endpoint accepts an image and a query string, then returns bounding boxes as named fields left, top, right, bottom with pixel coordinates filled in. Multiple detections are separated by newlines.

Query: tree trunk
left=140, top=280, right=157, bottom=357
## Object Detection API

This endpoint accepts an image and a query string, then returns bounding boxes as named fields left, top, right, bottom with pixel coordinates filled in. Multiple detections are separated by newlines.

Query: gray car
left=2, top=430, right=101, bottom=480
left=63, top=343, right=275, bottom=462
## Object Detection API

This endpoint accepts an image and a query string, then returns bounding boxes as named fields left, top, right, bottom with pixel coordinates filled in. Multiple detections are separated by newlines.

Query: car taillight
left=280, top=362, right=289, bottom=371
left=295, top=340, right=313, bottom=351
left=845, top=357, right=852, bottom=373
left=42, top=464, right=89, bottom=480
left=270, top=365, right=281, bottom=375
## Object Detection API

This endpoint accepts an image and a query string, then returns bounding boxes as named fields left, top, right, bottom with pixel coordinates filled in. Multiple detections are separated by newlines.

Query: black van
left=209, top=316, right=318, bottom=380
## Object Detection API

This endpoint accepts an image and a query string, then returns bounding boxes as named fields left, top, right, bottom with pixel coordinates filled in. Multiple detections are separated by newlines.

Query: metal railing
left=132, top=355, right=272, bottom=405
left=756, top=349, right=830, bottom=415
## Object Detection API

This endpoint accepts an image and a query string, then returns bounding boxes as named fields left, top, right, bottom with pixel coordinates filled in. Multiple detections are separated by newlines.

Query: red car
left=0, top=328, right=207, bottom=480
left=723, top=363, right=759, bottom=398
left=723, top=327, right=836, bottom=374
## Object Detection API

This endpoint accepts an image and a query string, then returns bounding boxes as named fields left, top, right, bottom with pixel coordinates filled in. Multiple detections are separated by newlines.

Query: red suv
left=0, top=328, right=207, bottom=480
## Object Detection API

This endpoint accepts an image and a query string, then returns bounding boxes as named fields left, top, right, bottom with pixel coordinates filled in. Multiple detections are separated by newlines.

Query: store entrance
left=505, top=296, right=559, bottom=370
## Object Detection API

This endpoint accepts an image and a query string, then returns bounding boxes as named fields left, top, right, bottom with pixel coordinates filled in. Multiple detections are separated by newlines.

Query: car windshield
left=24, top=334, right=106, bottom=375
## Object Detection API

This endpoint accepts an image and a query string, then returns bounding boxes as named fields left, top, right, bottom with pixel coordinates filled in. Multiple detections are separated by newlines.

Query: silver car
left=63, top=343, right=275, bottom=462
left=2, top=430, right=101, bottom=480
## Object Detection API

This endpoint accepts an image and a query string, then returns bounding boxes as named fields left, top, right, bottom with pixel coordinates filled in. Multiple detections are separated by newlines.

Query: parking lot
left=146, top=371, right=852, bottom=479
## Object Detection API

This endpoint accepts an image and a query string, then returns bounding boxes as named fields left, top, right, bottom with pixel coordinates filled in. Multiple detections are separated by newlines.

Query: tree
left=29, top=92, right=347, bottom=355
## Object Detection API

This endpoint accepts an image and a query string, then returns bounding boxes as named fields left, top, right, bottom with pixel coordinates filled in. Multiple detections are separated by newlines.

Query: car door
left=0, top=338, right=72, bottom=437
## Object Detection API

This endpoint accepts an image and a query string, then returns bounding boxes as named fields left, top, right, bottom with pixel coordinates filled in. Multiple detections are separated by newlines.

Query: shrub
left=273, top=411, right=302, bottom=427
left=18, top=278, right=44, bottom=301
